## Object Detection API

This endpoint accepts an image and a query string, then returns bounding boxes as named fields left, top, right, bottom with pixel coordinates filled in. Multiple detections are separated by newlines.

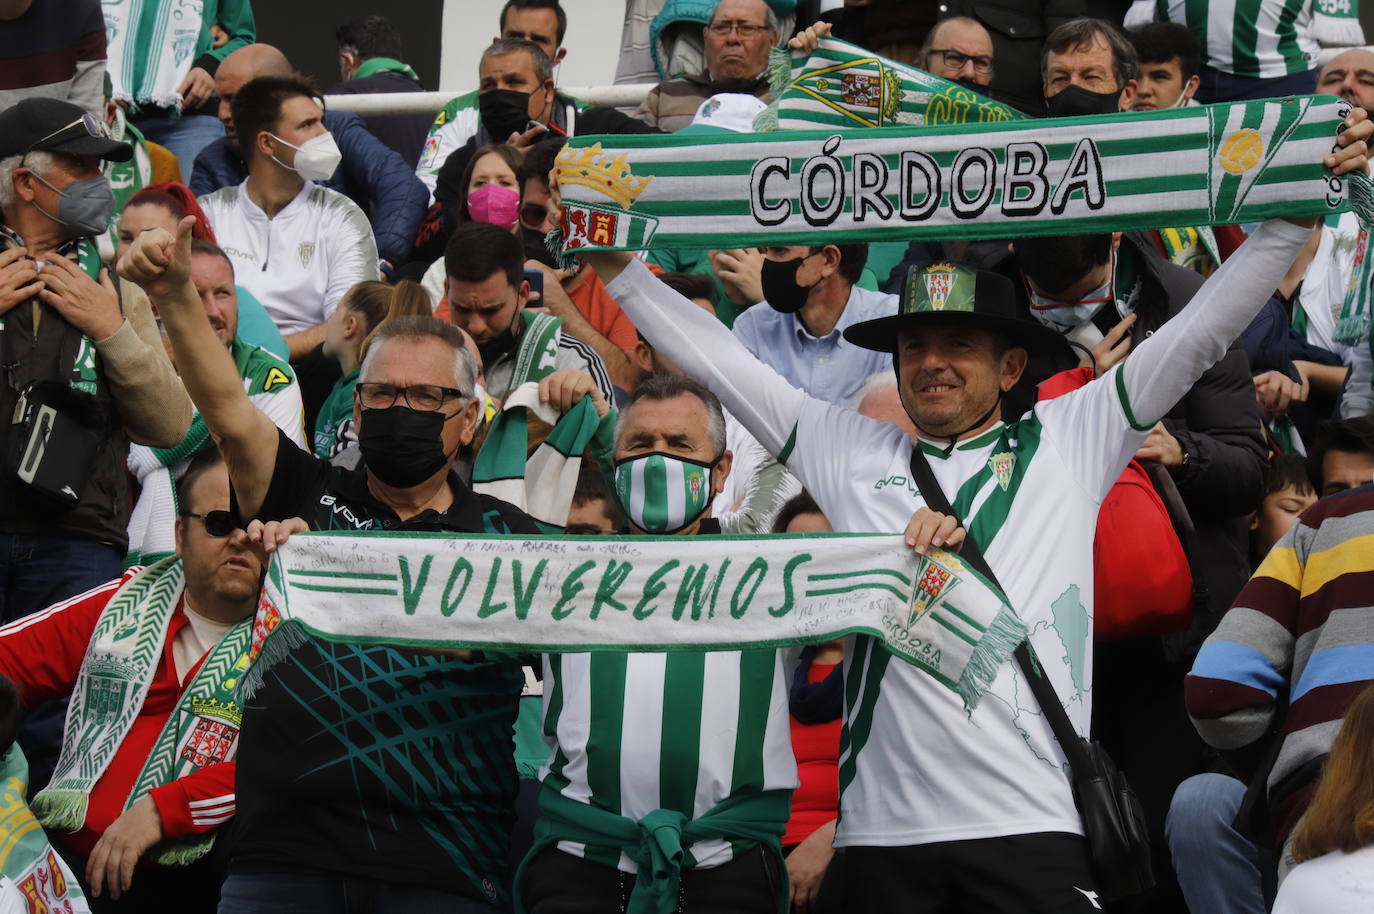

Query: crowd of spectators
left=0, top=0, right=1373, bottom=912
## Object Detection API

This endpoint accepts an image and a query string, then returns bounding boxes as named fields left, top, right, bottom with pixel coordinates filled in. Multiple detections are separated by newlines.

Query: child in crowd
left=1250, top=454, right=1318, bottom=567
left=315, top=280, right=433, bottom=458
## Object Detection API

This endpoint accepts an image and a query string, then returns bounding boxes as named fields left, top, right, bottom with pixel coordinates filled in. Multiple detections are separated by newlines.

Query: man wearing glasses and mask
left=121, top=214, right=548, bottom=913
left=0, top=97, right=191, bottom=790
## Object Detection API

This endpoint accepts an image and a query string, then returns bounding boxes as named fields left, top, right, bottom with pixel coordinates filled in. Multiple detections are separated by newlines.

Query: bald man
left=1318, top=48, right=1374, bottom=112
left=918, top=17, right=994, bottom=88
left=188, top=43, right=428, bottom=274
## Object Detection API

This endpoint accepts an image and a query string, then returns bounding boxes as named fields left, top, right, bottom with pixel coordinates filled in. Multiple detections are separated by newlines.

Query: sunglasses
left=180, top=510, right=241, bottom=538
left=22, top=113, right=110, bottom=162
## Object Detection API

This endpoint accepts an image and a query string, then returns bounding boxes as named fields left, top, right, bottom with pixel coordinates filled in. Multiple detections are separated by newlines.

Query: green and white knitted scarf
left=125, top=416, right=213, bottom=567
left=352, top=57, right=419, bottom=83
left=0, top=745, right=90, bottom=912
left=552, top=94, right=1372, bottom=258
left=472, top=384, right=615, bottom=533
left=0, top=232, right=104, bottom=395
left=32, top=558, right=254, bottom=866
left=103, top=0, right=204, bottom=109
left=244, top=532, right=1026, bottom=713
left=1312, top=0, right=1364, bottom=47
left=759, top=38, right=1026, bottom=132
left=1336, top=227, right=1373, bottom=345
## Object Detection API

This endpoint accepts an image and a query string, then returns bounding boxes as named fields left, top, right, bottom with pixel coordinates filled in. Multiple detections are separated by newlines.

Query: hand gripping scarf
left=549, top=92, right=1373, bottom=260
left=102, top=0, right=205, bottom=110
left=32, top=558, right=254, bottom=866
left=242, top=532, right=1026, bottom=714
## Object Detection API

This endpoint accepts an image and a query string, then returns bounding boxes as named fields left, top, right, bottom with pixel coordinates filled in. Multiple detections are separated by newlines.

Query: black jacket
left=938, top=0, right=1086, bottom=117
left=326, top=71, right=431, bottom=170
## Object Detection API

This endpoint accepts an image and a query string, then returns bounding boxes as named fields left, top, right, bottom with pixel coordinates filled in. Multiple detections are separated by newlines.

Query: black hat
left=844, top=261, right=1072, bottom=360
left=0, top=99, right=132, bottom=163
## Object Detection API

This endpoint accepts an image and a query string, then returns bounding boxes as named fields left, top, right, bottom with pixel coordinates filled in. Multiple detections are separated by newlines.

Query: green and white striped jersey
left=602, top=219, right=1312, bottom=849
left=1156, top=0, right=1319, bottom=79
left=539, top=648, right=798, bottom=872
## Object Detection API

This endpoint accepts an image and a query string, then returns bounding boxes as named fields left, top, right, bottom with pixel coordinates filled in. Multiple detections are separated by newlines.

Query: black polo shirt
left=227, top=431, right=539, bottom=904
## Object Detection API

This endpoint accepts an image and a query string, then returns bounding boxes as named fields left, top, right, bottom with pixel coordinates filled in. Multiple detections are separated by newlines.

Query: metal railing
left=325, top=84, right=656, bottom=117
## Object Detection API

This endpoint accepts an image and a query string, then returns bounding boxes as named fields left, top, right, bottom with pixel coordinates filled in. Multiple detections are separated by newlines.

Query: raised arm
left=118, top=218, right=280, bottom=518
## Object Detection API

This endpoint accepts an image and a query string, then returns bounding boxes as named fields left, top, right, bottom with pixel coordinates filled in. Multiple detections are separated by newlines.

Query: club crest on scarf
left=908, top=554, right=961, bottom=629
left=554, top=144, right=660, bottom=251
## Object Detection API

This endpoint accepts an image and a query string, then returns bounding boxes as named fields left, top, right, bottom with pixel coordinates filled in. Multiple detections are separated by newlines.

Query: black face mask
left=522, top=227, right=558, bottom=268
left=761, top=254, right=819, bottom=314
left=1045, top=84, right=1121, bottom=118
left=480, top=88, right=538, bottom=141
left=358, top=405, right=453, bottom=488
left=476, top=322, right=520, bottom=366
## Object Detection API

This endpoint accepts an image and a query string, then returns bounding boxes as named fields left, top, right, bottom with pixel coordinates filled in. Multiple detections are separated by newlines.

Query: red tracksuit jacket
left=0, top=570, right=236, bottom=859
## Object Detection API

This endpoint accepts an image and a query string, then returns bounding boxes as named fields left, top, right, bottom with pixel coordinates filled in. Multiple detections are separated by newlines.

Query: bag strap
left=907, top=441, right=1093, bottom=774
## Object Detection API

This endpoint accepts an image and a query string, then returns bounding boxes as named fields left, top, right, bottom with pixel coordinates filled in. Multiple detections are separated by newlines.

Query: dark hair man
left=1307, top=416, right=1374, bottom=495
left=0, top=453, right=267, bottom=911
left=121, top=218, right=545, bottom=912
left=441, top=222, right=613, bottom=404
left=197, top=74, right=379, bottom=370
left=1042, top=17, right=1139, bottom=116
left=328, top=15, right=430, bottom=170
left=499, top=0, right=568, bottom=66
left=418, top=33, right=655, bottom=199
left=191, top=43, right=429, bottom=273
left=917, top=17, right=995, bottom=88
left=729, top=243, right=896, bottom=406
left=1128, top=22, right=1201, bottom=111
left=0, top=97, right=190, bottom=788
left=562, top=113, right=1373, bottom=912
left=520, top=374, right=804, bottom=914
left=636, top=0, right=781, bottom=132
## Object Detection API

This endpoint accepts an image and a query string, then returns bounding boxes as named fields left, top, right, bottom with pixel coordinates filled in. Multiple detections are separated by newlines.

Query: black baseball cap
left=0, top=98, right=132, bottom=162
left=845, top=261, right=1072, bottom=360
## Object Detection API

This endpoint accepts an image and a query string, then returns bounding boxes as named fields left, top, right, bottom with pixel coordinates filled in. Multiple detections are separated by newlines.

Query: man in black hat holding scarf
left=556, top=111, right=1373, bottom=913
left=0, top=97, right=190, bottom=788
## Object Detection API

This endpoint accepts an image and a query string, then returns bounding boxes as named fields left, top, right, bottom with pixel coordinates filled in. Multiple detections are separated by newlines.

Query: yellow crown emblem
left=555, top=143, right=653, bottom=209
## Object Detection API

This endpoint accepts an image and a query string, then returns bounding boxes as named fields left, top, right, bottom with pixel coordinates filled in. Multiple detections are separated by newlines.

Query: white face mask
left=270, top=131, right=342, bottom=182
left=1024, top=256, right=1116, bottom=332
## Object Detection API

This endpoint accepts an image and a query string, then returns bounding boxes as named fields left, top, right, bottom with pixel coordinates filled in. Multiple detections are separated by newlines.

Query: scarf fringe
left=1347, top=169, right=1374, bottom=229
left=235, top=620, right=309, bottom=701
left=955, top=607, right=1029, bottom=714
left=30, top=790, right=88, bottom=832
left=152, top=836, right=213, bottom=867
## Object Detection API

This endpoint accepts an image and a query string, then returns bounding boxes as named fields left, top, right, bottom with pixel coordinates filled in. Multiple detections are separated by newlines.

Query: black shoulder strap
left=907, top=441, right=1092, bottom=773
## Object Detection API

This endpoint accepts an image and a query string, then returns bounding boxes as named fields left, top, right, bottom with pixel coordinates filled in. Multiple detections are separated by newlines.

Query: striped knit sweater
left=1186, top=483, right=1374, bottom=837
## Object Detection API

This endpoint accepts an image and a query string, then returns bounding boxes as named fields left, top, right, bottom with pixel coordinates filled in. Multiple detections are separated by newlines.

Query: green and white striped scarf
left=103, top=0, right=204, bottom=109
left=1312, top=0, right=1364, bottom=47
left=245, top=532, right=1026, bottom=713
left=32, top=558, right=254, bottom=866
left=1336, top=227, right=1373, bottom=345
left=760, top=38, right=1025, bottom=132
left=552, top=94, right=1371, bottom=258
left=0, top=745, right=89, bottom=912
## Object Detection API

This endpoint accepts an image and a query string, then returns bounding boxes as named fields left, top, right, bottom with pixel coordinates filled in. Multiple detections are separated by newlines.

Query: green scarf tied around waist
left=515, top=783, right=791, bottom=914
left=353, top=57, right=420, bottom=82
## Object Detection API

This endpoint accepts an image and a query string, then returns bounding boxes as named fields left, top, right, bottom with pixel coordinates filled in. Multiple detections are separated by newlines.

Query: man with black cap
left=558, top=112, right=1372, bottom=912
left=0, top=97, right=191, bottom=789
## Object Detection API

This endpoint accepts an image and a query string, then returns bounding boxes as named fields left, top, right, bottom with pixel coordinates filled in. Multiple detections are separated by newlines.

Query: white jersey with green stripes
left=539, top=648, right=799, bottom=872
left=601, top=219, right=1312, bottom=848
left=415, top=91, right=479, bottom=198
left=1157, top=0, right=1319, bottom=79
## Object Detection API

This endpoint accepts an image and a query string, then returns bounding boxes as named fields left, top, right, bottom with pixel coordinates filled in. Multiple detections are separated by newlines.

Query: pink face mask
left=467, top=183, right=520, bottom=230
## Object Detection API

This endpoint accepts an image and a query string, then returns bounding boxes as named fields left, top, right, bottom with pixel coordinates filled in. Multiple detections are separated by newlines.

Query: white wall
left=440, top=0, right=630, bottom=92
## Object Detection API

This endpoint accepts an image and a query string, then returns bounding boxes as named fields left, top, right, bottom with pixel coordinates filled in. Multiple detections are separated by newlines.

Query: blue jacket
left=189, top=110, right=426, bottom=268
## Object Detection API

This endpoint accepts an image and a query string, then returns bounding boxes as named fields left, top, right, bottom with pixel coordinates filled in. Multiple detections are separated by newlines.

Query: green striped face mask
left=613, top=452, right=716, bottom=534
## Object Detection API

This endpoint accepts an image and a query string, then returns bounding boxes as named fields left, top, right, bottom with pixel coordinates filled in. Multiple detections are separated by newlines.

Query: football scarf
left=0, top=745, right=90, bottom=912
left=352, top=57, right=420, bottom=83
left=244, top=531, right=1027, bottom=713
left=0, top=231, right=104, bottom=395
left=1336, top=228, right=1373, bottom=345
left=1312, top=0, right=1364, bottom=47
left=550, top=93, right=1372, bottom=260
left=32, top=558, right=253, bottom=866
left=103, top=0, right=204, bottom=109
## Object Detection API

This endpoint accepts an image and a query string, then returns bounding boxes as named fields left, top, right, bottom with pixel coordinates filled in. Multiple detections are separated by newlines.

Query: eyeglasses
left=22, top=113, right=111, bottom=162
left=930, top=49, right=995, bottom=76
left=520, top=202, right=549, bottom=229
left=180, top=510, right=241, bottom=538
left=705, top=21, right=773, bottom=37
left=355, top=382, right=467, bottom=412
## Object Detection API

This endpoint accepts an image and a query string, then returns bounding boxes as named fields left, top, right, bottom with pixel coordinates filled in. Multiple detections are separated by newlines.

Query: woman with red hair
left=114, top=183, right=287, bottom=360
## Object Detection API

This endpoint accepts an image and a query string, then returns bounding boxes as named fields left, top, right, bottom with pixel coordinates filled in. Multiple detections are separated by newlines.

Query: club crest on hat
left=925, top=266, right=954, bottom=310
